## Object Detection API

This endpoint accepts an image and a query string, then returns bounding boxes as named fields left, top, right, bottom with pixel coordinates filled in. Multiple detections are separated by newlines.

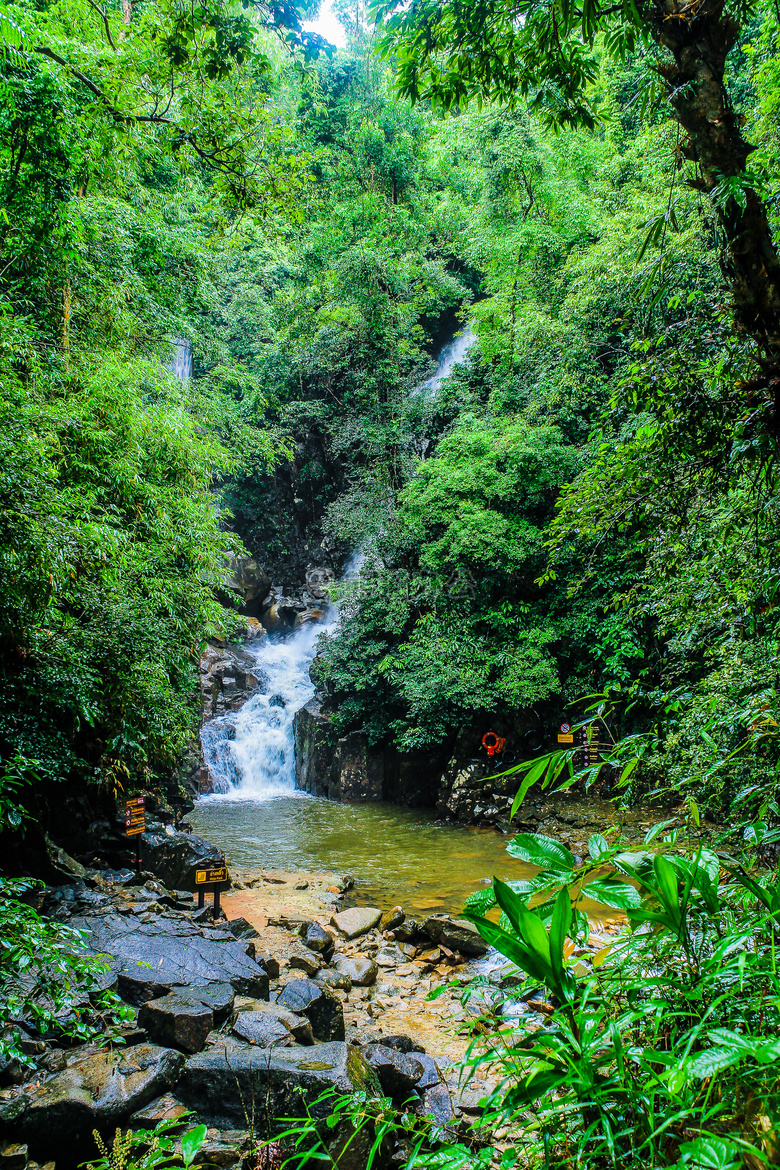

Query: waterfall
left=199, top=551, right=364, bottom=801
left=200, top=617, right=337, bottom=800
left=171, top=337, right=193, bottom=382
left=419, top=326, right=475, bottom=395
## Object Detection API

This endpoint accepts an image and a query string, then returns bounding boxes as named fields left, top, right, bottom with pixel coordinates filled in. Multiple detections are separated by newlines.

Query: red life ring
left=482, top=731, right=505, bottom=758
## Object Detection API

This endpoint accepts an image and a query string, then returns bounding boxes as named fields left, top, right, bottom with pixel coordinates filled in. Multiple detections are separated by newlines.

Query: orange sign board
left=125, top=797, right=146, bottom=837
left=195, top=866, right=229, bottom=886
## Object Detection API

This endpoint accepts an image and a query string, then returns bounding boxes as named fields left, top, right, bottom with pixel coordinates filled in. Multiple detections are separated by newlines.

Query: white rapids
left=199, top=551, right=363, bottom=800
left=419, top=326, right=475, bottom=394
left=199, top=617, right=336, bottom=800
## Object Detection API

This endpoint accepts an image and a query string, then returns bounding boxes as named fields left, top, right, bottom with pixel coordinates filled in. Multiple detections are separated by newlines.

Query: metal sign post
left=195, top=866, right=229, bottom=916
left=125, top=797, right=146, bottom=871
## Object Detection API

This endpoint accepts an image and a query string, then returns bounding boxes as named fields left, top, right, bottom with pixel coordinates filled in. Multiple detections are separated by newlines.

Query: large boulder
left=176, top=1039, right=362, bottom=1132
left=137, top=994, right=213, bottom=1054
left=330, top=907, right=381, bottom=939
left=232, top=1012, right=294, bottom=1049
left=74, top=912, right=268, bottom=1004
left=422, top=915, right=489, bottom=957
left=225, top=556, right=271, bottom=616
left=11, top=1044, right=184, bottom=1164
left=139, top=831, right=225, bottom=892
left=234, top=1002, right=314, bottom=1045
left=276, top=979, right=345, bottom=1041
left=362, top=1045, right=424, bottom=1102
left=302, top=921, right=334, bottom=957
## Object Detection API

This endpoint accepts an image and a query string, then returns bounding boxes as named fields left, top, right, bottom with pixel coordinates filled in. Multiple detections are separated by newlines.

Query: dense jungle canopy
left=4, top=0, right=780, bottom=1165
left=3, top=0, right=780, bottom=821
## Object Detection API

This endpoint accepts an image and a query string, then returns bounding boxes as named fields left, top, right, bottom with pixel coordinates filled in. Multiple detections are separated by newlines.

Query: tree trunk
left=651, top=0, right=780, bottom=384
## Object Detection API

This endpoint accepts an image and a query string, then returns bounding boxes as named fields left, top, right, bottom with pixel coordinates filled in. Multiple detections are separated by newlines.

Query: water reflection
left=191, top=795, right=532, bottom=915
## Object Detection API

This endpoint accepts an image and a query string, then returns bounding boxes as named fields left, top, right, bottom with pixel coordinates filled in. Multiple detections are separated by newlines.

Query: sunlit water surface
left=190, top=796, right=529, bottom=916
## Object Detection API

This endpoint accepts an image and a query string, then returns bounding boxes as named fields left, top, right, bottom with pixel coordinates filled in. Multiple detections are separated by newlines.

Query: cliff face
left=292, top=698, right=445, bottom=806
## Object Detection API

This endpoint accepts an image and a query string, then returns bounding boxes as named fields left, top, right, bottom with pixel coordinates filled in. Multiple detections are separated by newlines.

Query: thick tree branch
left=650, top=0, right=780, bottom=366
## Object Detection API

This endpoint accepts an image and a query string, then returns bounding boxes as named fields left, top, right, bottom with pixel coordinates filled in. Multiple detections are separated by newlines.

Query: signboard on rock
left=195, top=866, right=229, bottom=885
left=194, top=864, right=230, bottom=916
left=125, top=797, right=146, bottom=837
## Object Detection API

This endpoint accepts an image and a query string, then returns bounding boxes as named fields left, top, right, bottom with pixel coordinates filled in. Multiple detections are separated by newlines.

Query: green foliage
left=0, top=876, right=131, bottom=1065
left=0, top=351, right=237, bottom=789
left=86, top=1117, right=208, bottom=1170
left=461, top=834, right=780, bottom=1169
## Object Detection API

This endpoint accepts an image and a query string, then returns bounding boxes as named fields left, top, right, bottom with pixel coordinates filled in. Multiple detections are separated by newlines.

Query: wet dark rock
left=288, top=946, right=322, bottom=976
left=363, top=1045, right=424, bottom=1101
left=314, top=968, right=351, bottom=992
left=411, top=1054, right=440, bottom=1090
left=0, top=1092, right=26, bottom=1127
left=196, top=1138, right=242, bottom=1167
left=101, top=869, right=136, bottom=887
left=330, top=908, right=381, bottom=939
left=378, top=1035, right=419, bottom=1055
left=191, top=905, right=215, bottom=925
left=276, top=979, right=345, bottom=1041
left=174, top=982, right=235, bottom=1022
left=233, top=1002, right=313, bottom=1045
left=176, top=1039, right=359, bottom=1132
left=383, top=907, right=405, bottom=931
left=228, top=918, right=259, bottom=941
left=13, top=1044, right=185, bottom=1164
left=302, top=922, right=333, bottom=957
left=140, top=832, right=225, bottom=893
left=255, top=951, right=280, bottom=980
left=232, top=1013, right=293, bottom=1048
left=137, top=995, right=214, bottom=1054
left=422, top=916, right=489, bottom=957
left=391, top=918, right=427, bottom=944
left=129, top=1091, right=190, bottom=1129
left=422, top=1082, right=456, bottom=1125
left=0, top=1144, right=27, bottom=1170
left=333, top=956, right=378, bottom=987
left=74, top=912, right=268, bottom=1005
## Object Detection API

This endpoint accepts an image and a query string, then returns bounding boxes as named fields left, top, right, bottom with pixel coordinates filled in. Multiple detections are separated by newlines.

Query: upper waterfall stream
left=190, top=325, right=545, bottom=917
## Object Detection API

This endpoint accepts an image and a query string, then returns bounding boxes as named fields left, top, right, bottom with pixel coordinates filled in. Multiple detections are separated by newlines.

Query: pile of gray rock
left=0, top=874, right=492, bottom=1170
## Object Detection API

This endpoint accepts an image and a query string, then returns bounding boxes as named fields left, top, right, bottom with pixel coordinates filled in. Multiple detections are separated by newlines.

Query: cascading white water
left=200, top=551, right=364, bottom=800
left=419, top=326, right=475, bottom=395
left=171, top=337, right=193, bottom=382
left=200, top=617, right=337, bottom=799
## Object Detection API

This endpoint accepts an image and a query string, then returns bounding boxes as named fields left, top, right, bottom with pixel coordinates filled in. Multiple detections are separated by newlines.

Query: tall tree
left=371, top=0, right=780, bottom=419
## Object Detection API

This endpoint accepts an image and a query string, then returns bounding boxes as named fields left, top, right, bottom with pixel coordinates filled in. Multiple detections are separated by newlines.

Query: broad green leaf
left=463, top=886, right=496, bottom=915
left=548, top=888, right=572, bottom=986
left=652, top=853, right=680, bottom=917
left=510, top=757, right=549, bottom=818
left=181, top=1125, right=208, bottom=1167
left=494, top=878, right=552, bottom=962
left=506, top=833, right=575, bottom=873
left=679, top=1136, right=741, bottom=1170
left=617, top=757, right=640, bottom=787
left=585, top=879, right=641, bottom=909
left=587, top=833, right=609, bottom=860
left=687, top=1047, right=741, bottom=1078
left=464, top=913, right=551, bottom=984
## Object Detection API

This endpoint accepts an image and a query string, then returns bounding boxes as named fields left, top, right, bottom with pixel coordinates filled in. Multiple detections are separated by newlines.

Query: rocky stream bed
left=0, top=823, right=627, bottom=1170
